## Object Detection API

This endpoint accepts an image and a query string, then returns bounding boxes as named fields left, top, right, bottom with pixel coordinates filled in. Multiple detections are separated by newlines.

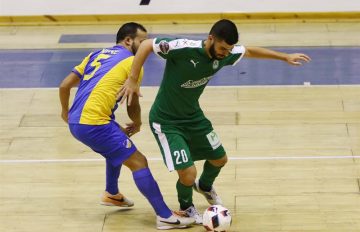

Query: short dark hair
left=116, top=22, right=147, bottom=43
left=209, top=19, right=238, bottom=45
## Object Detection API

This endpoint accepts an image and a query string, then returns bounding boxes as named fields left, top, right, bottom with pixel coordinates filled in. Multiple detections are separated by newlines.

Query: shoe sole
left=157, top=225, right=187, bottom=230
left=100, top=202, right=134, bottom=207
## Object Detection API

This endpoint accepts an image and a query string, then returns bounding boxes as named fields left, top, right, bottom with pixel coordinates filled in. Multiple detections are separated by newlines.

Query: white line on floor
left=1, top=155, right=360, bottom=164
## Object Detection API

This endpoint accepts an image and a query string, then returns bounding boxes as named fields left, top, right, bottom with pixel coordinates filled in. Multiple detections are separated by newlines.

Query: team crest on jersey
left=159, top=40, right=170, bottom=54
left=213, top=60, right=219, bottom=69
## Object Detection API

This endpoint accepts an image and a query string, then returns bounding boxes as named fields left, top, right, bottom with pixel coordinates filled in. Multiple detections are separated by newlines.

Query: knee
left=123, top=151, right=148, bottom=171
left=209, top=154, right=228, bottom=167
left=177, top=166, right=197, bottom=186
left=220, top=154, right=228, bottom=166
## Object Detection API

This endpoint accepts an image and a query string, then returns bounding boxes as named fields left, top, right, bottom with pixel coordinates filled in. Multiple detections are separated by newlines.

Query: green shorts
left=150, top=118, right=226, bottom=171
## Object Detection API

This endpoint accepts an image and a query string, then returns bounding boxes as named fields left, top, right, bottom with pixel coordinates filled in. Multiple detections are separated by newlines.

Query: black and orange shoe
left=100, top=191, right=134, bottom=207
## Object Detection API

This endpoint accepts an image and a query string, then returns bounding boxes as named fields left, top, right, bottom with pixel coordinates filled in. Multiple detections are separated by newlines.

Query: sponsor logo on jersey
left=174, top=40, right=180, bottom=47
left=159, top=40, right=170, bottom=54
left=213, top=60, right=219, bottom=69
left=190, top=59, right=199, bottom=68
left=189, top=41, right=197, bottom=46
left=180, top=76, right=212, bottom=88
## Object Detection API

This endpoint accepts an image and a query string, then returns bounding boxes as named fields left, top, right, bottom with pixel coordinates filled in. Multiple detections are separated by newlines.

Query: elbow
left=59, top=72, right=80, bottom=90
left=59, top=82, right=65, bottom=89
left=59, top=80, right=73, bottom=93
left=59, top=82, right=69, bottom=91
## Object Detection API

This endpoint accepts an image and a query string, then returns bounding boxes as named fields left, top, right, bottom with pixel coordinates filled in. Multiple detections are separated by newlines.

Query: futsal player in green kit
left=118, top=19, right=311, bottom=224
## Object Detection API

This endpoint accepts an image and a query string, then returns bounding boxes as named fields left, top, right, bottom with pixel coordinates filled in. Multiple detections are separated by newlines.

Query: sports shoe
left=101, top=191, right=134, bottom=207
left=193, top=179, right=223, bottom=205
left=156, top=211, right=195, bottom=230
left=182, top=205, right=203, bottom=225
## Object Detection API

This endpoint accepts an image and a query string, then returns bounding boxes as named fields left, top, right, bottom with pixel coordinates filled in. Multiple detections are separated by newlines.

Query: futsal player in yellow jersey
left=59, top=22, right=194, bottom=230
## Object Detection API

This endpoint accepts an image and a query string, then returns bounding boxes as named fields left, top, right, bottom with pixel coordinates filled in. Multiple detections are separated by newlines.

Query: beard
left=209, top=43, right=217, bottom=59
left=209, top=43, right=225, bottom=60
left=131, top=43, right=137, bottom=55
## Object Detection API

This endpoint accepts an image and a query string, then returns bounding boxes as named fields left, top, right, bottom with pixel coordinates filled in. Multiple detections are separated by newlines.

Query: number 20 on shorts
left=173, top=149, right=188, bottom=164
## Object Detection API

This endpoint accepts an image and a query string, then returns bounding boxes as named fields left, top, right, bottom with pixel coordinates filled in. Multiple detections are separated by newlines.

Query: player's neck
left=203, top=40, right=212, bottom=59
left=116, top=42, right=132, bottom=53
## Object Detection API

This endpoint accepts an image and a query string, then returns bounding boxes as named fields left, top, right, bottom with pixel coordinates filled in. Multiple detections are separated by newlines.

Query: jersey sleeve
left=153, top=38, right=202, bottom=60
left=227, top=45, right=246, bottom=66
left=72, top=53, right=92, bottom=78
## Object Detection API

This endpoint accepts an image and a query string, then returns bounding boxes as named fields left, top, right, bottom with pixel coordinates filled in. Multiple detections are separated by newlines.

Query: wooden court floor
left=1, top=86, right=360, bottom=232
left=1, top=20, right=360, bottom=232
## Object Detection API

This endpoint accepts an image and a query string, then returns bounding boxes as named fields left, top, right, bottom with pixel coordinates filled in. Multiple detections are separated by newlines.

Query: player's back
left=69, top=45, right=136, bottom=125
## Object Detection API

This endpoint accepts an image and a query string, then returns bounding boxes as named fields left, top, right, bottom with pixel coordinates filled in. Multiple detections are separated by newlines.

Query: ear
left=124, top=36, right=133, bottom=46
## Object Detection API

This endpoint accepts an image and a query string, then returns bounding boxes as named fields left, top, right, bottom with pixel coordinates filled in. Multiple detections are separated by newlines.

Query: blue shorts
left=69, top=121, right=137, bottom=167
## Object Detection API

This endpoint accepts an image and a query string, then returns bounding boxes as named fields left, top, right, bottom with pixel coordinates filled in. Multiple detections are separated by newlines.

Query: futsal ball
left=203, top=205, right=232, bottom=231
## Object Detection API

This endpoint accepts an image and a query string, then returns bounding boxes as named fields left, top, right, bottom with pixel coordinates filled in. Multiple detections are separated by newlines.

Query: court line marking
left=2, top=85, right=360, bottom=91
left=1, top=155, right=360, bottom=164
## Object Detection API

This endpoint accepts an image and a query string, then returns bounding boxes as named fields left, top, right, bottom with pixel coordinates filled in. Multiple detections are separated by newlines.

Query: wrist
left=129, top=75, right=138, bottom=82
left=134, top=121, right=142, bottom=126
left=284, top=52, right=292, bottom=60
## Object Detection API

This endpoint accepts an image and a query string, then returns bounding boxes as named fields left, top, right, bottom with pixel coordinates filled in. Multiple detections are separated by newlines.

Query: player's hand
left=119, top=124, right=128, bottom=134
left=125, top=121, right=142, bottom=137
left=285, top=53, right=311, bottom=66
left=61, top=110, right=68, bottom=124
left=117, top=78, right=142, bottom=106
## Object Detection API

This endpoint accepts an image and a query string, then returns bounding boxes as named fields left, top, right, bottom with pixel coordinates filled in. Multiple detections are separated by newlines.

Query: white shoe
left=183, top=205, right=203, bottom=225
left=193, top=179, right=223, bottom=205
left=156, top=211, right=195, bottom=230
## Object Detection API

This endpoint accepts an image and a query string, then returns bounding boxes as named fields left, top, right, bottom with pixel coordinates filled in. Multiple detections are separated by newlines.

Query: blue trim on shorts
left=69, top=121, right=137, bottom=166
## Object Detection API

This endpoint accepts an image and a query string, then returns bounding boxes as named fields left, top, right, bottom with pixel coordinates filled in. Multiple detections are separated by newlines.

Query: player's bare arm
left=244, top=46, right=311, bottom=66
left=59, top=72, right=80, bottom=123
left=118, top=39, right=154, bottom=105
left=126, top=94, right=142, bottom=137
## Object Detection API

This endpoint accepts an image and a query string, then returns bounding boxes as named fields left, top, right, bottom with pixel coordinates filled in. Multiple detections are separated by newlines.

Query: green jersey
left=150, top=38, right=245, bottom=124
